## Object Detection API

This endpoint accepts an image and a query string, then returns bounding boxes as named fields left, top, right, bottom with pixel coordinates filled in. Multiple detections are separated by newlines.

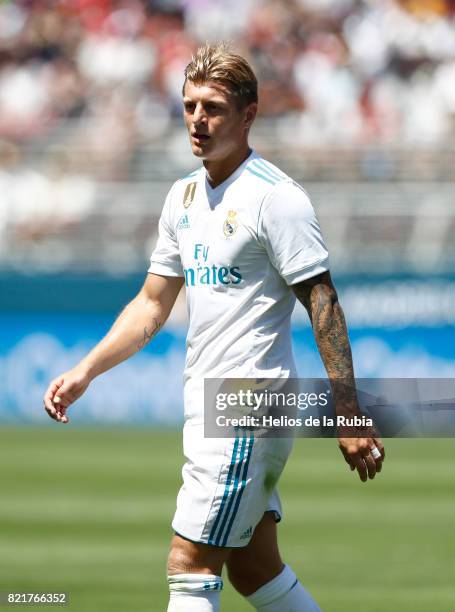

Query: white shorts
left=172, top=422, right=294, bottom=547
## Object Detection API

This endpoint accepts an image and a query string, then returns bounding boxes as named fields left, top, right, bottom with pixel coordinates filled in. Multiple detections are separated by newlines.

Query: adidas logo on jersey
left=177, top=214, right=190, bottom=230
left=240, top=526, right=253, bottom=540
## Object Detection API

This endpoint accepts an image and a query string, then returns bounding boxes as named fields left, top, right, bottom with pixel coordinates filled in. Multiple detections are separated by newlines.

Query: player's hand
left=43, top=367, right=91, bottom=424
left=338, top=430, right=385, bottom=482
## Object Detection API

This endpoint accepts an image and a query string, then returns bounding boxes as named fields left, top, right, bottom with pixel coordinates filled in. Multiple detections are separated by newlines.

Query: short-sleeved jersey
left=149, top=150, right=329, bottom=419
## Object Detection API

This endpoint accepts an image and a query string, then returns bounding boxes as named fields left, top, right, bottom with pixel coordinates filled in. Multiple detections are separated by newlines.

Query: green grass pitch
left=1, top=428, right=455, bottom=611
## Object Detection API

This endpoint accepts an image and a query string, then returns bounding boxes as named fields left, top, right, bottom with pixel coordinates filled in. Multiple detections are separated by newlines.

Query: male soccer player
left=44, top=44, right=385, bottom=612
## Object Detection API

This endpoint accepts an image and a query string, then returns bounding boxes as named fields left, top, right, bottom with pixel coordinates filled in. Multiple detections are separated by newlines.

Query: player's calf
left=227, top=513, right=320, bottom=611
left=226, top=511, right=283, bottom=595
left=226, top=546, right=283, bottom=595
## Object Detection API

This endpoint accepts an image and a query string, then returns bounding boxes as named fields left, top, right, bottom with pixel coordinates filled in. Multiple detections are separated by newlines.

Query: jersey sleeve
left=258, top=181, right=329, bottom=285
left=148, top=186, right=184, bottom=277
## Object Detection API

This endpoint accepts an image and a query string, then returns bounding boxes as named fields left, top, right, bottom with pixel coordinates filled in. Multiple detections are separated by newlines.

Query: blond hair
left=183, top=43, right=258, bottom=109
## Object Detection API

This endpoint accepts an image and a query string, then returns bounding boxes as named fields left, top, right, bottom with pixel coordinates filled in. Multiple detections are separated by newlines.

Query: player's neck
left=204, top=144, right=251, bottom=189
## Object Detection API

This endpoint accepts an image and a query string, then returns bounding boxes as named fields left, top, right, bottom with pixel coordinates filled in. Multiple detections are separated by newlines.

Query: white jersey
left=149, top=149, right=329, bottom=421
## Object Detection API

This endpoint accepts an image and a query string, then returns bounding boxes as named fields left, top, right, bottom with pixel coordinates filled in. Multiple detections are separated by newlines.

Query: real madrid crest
left=223, top=210, right=238, bottom=237
left=183, top=182, right=197, bottom=208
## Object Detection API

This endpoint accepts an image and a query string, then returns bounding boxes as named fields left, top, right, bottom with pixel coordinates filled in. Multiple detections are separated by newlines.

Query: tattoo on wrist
left=137, top=318, right=161, bottom=349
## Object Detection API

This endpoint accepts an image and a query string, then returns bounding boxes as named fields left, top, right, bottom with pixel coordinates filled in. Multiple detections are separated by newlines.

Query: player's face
left=183, top=81, right=256, bottom=162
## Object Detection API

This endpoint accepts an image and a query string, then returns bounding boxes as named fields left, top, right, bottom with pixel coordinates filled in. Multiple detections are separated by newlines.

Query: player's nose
left=193, top=102, right=207, bottom=125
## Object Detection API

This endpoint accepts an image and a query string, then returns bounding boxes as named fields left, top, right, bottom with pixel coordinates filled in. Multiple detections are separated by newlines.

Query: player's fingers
left=45, top=378, right=64, bottom=400
left=344, top=455, right=355, bottom=470
left=374, top=438, right=385, bottom=461
left=44, top=378, right=68, bottom=419
left=44, top=396, right=70, bottom=425
left=43, top=390, right=56, bottom=412
left=370, top=445, right=383, bottom=473
left=44, top=399, right=56, bottom=416
left=44, top=379, right=62, bottom=410
left=368, top=439, right=385, bottom=474
left=352, top=455, right=368, bottom=482
left=44, top=400, right=68, bottom=423
left=55, top=404, right=70, bottom=424
left=360, top=440, right=381, bottom=478
left=44, top=402, right=58, bottom=421
left=44, top=392, right=60, bottom=420
left=343, top=455, right=355, bottom=471
left=364, top=454, right=376, bottom=480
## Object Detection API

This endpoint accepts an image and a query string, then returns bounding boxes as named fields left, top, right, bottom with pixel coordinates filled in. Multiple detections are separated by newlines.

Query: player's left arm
left=292, top=270, right=385, bottom=482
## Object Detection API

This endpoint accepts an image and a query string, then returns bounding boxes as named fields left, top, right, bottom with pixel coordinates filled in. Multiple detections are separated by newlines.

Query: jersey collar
left=204, top=148, right=257, bottom=195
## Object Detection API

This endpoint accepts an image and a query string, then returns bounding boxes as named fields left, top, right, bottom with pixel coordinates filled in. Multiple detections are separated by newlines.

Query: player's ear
left=244, top=103, right=257, bottom=131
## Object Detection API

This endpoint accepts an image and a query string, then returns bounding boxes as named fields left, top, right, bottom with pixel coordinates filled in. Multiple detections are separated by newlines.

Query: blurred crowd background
left=2, top=7, right=454, bottom=609
left=1, top=0, right=455, bottom=423
left=2, top=0, right=455, bottom=143
left=0, top=0, right=454, bottom=274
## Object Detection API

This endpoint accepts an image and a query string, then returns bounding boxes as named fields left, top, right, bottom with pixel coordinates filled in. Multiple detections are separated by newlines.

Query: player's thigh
left=226, top=511, right=283, bottom=596
left=168, top=533, right=231, bottom=576
left=175, top=426, right=291, bottom=548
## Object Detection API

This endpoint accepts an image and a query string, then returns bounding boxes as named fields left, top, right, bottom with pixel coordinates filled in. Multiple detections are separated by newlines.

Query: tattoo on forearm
left=137, top=318, right=161, bottom=350
left=312, top=287, right=353, bottom=381
left=293, top=278, right=357, bottom=412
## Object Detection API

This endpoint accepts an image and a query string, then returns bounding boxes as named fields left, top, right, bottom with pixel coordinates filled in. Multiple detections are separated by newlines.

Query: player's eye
left=184, top=103, right=196, bottom=113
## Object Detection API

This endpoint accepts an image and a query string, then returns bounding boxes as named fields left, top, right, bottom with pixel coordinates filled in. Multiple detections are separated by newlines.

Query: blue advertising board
left=1, top=274, right=454, bottom=425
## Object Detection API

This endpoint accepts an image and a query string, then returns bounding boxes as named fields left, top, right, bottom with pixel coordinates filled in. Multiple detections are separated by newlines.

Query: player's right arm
left=43, top=273, right=183, bottom=424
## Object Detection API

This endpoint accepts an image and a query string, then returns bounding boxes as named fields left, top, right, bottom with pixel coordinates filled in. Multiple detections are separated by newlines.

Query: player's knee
left=167, top=537, right=194, bottom=575
left=167, top=535, right=228, bottom=576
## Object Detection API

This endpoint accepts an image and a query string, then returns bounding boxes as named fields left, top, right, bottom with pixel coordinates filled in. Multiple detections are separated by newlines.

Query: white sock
left=167, top=573, right=223, bottom=612
left=246, top=565, right=320, bottom=611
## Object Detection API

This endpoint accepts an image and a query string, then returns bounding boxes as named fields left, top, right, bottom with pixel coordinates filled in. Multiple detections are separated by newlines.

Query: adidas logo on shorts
left=240, top=526, right=253, bottom=540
